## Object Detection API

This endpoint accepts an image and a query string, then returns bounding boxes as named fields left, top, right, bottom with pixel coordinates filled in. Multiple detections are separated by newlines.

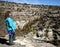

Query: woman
left=5, top=11, right=17, bottom=45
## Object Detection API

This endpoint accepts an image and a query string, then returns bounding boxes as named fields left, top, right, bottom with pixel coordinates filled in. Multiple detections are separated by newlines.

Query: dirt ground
left=0, top=36, right=60, bottom=47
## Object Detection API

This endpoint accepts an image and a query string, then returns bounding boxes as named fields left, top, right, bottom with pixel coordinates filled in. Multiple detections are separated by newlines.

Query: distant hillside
left=0, top=1, right=60, bottom=38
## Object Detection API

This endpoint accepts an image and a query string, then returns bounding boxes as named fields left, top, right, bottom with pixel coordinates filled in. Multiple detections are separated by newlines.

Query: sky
left=0, top=0, right=60, bottom=6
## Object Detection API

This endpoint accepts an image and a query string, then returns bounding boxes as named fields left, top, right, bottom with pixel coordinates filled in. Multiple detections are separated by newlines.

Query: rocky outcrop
left=0, top=1, right=60, bottom=43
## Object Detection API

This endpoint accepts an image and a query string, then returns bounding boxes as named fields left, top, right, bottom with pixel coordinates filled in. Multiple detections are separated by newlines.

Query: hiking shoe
left=9, top=43, right=15, bottom=45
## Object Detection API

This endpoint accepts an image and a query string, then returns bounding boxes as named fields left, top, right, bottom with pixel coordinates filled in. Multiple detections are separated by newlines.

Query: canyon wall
left=0, top=1, right=60, bottom=41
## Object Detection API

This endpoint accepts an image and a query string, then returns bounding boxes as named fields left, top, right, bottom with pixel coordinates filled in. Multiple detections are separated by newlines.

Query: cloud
left=18, top=0, right=29, bottom=3
left=23, top=0, right=29, bottom=3
left=18, top=0, right=40, bottom=4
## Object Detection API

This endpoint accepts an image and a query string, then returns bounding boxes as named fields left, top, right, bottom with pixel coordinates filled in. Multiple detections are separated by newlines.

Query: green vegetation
left=22, top=17, right=41, bottom=35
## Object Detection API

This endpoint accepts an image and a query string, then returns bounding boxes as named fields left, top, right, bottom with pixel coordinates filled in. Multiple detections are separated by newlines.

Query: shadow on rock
left=0, top=38, right=10, bottom=45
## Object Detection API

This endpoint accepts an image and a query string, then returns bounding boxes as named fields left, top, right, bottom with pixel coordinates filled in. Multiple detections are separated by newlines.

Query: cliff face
left=0, top=1, right=60, bottom=41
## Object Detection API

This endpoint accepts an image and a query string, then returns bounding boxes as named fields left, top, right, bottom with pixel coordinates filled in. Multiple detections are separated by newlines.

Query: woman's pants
left=8, top=30, right=16, bottom=44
